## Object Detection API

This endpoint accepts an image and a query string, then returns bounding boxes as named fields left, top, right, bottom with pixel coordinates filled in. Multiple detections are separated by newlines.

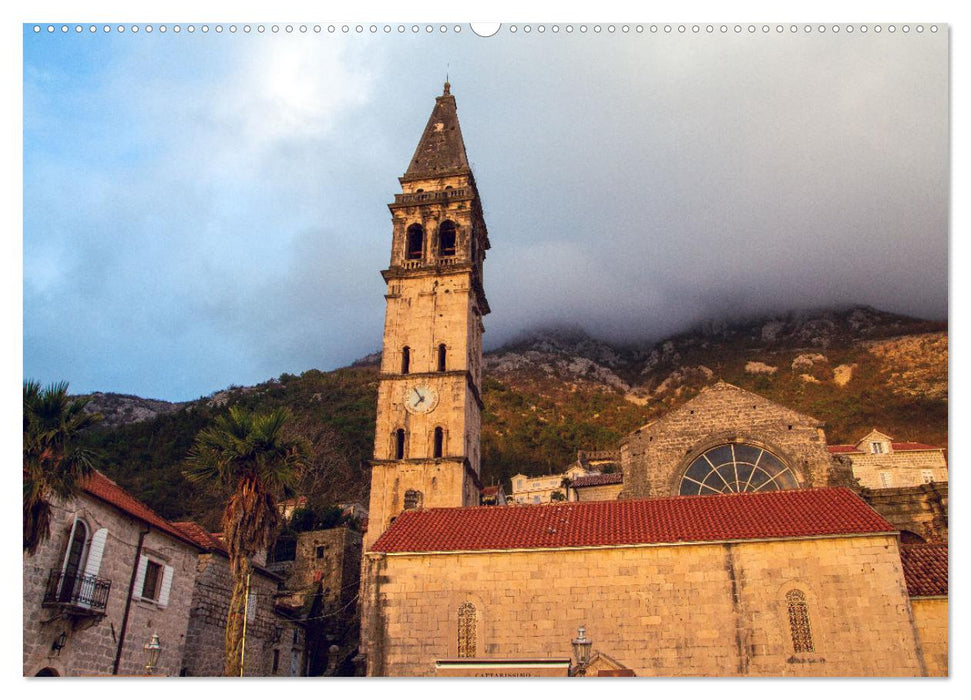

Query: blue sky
left=23, top=23, right=949, bottom=401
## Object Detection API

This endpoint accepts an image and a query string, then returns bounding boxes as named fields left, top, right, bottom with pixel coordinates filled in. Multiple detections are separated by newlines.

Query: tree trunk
left=224, top=558, right=251, bottom=676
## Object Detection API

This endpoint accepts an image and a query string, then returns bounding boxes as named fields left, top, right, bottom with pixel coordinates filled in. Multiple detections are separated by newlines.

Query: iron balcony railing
left=43, top=569, right=111, bottom=614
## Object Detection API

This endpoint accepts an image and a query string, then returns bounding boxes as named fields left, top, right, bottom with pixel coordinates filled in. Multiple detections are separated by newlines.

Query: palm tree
left=183, top=406, right=307, bottom=677
left=23, top=380, right=101, bottom=555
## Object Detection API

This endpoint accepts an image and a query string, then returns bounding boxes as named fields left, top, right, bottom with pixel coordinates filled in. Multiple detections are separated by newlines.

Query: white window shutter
left=157, top=565, right=174, bottom=607
left=246, top=588, right=257, bottom=621
left=83, top=528, right=108, bottom=578
left=132, top=555, right=148, bottom=599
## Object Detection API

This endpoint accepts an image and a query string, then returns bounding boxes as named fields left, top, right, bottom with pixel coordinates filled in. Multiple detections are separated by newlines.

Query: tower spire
left=402, top=84, right=469, bottom=182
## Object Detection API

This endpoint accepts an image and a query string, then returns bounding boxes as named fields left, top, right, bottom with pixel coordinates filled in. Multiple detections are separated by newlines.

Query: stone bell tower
left=365, top=82, right=490, bottom=550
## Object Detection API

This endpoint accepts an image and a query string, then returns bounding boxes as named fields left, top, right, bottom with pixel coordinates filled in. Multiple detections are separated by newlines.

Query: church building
left=359, top=85, right=947, bottom=677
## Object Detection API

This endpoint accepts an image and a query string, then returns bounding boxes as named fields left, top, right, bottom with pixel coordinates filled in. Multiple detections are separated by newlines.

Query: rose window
left=678, top=443, right=798, bottom=496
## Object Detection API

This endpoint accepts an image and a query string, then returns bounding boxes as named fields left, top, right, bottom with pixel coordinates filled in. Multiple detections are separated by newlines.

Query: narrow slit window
left=401, top=346, right=411, bottom=374
left=437, top=343, right=447, bottom=372
left=406, top=224, right=424, bottom=260
left=786, top=589, right=814, bottom=653
left=394, top=429, right=406, bottom=460
left=439, top=221, right=456, bottom=256
left=434, top=427, right=444, bottom=458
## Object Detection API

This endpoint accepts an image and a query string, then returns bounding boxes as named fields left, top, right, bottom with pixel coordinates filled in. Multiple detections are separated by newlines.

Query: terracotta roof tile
left=572, top=473, right=624, bottom=488
left=83, top=470, right=200, bottom=549
left=891, top=442, right=941, bottom=452
left=172, top=521, right=227, bottom=553
left=372, top=488, right=893, bottom=554
left=828, top=442, right=941, bottom=454
left=900, top=544, right=948, bottom=597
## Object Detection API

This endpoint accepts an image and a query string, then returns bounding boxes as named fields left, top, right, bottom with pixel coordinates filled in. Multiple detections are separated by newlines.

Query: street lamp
left=571, top=626, right=593, bottom=677
left=50, top=632, right=67, bottom=657
left=144, top=633, right=161, bottom=675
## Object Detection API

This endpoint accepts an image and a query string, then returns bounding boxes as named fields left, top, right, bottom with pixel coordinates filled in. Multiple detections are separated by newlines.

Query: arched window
left=437, top=343, right=447, bottom=372
left=457, top=602, right=477, bottom=658
left=404, top=489, right=423, bottom=510
left=439, top=221, right=457, bottom=257
left=406, top=224, right=424, bottom=260
left=394, top=429, right=406, bottom=460
left=401, top=346, right=411, bottom=374
left=433, top=427, right=444, bottom=458
left=678, top=443, right=798, bottom=496
left=786, top=589, right=814, bottom=653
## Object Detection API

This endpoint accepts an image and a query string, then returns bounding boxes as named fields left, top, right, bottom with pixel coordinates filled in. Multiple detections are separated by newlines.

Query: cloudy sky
left=23, top=23, right=948, bottom=401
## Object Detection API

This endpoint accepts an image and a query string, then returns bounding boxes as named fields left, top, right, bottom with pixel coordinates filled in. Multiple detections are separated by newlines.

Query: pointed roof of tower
left=402, top=81, right=472, bottom=182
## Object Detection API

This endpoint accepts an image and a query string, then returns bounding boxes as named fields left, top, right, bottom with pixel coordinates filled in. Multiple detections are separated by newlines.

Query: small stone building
left=828, top=429, right=948, bottom=489
left=23, top=470, right=201, bottom=677
left=270, top=526, right=362, bottom=675
left=173, top=522, right=306, bottom=677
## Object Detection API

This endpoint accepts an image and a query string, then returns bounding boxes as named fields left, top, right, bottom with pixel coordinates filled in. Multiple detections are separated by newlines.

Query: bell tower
left=365, top=82, right=490, bottom=550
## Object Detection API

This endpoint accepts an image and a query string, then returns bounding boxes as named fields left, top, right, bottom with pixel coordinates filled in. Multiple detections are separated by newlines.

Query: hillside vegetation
left=76, top=306, right=947, bottom=528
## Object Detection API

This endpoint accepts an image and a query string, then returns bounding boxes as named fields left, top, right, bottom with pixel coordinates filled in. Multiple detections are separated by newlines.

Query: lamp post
left=144, top=633, right=161, bottom=675
left=571, top=626, right=593, bottom=677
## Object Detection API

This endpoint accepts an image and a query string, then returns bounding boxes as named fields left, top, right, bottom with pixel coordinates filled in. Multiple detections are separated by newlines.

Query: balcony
left=43, top=570, right=111, bottom=615
left=392, top=188, right=472, bottom=206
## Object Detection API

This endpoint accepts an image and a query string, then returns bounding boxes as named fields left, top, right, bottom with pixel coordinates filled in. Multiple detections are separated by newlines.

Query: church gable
left=620, top=382, right=836, bottom=500
left=646, top=381, right=824, bottom=435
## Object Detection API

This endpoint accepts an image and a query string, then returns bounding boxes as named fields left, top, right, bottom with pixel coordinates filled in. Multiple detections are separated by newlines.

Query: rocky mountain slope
left=76, top=306, right=947, bottom=528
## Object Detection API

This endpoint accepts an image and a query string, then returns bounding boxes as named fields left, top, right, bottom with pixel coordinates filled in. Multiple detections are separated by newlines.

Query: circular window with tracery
left=678, top=443, right=798, bottom=496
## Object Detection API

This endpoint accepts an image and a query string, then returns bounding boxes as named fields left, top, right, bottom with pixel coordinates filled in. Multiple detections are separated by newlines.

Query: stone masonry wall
left=847, top=450, right=948, bottom=489
left=862, top=483, right=948, bottom=543
left=620, top=383, right=840, bottom=499
left=574, top=483, right=623, bottom=502
left=23, top=494, right=198, bottom=677
left=363, top=534, right=924, bottom=677
left=181, top=552, right=303, bottom=676
left=910, top=598, right=947, bottom=676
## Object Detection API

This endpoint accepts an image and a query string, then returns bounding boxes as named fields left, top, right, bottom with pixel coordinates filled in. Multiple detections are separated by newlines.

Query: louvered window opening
left=457, top=602, right=477, bottom=658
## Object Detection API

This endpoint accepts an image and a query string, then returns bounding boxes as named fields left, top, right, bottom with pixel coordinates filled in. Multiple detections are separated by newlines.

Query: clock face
left=403, top=384, right=439, bottom=414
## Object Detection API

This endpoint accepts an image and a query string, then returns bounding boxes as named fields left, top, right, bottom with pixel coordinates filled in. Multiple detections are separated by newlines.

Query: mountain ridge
left=73, top=305, right=947, bottom=528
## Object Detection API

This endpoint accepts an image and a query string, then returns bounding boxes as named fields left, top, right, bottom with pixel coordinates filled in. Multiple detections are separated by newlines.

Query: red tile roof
left=83, top=470, right=201, bottom=549
left=900, top=544, right=948, bottom=597
left=172, top=521, right=227, bottom=553
left=828, top=442, right=941, bottom=454
left=371, top=488, right=894, bottom=554
left=572, top=473, right=624, bottom=488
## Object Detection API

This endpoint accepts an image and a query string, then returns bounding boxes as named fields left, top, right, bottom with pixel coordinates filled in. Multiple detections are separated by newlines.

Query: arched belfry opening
left=439, top=220, right=457, bottom=257
left=406, top=224, right=424, bottom=260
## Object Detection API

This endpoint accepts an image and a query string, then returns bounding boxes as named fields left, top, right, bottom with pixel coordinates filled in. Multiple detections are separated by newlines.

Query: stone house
left=828, top=429, right=948, bottom=489
left=173, top=521, right=306, bottom=677
left=568, top=472, right=624, bottom=501
left=269, top=526, right=361, bottom=675
left=23, top=470, right=201, bottom=677
left=510, top=465, right=592, bottom=504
